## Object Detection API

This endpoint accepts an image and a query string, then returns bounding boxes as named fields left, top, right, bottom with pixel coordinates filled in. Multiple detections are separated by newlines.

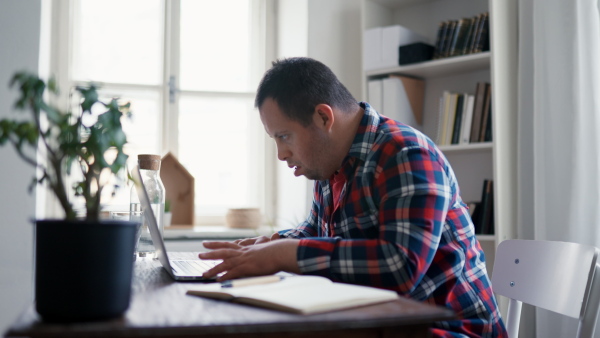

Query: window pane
left=96, top=88, right=163, bottom=159
left=98, top=88, right=162, bottom=210
left=179, top=0, right=263, bottom=92
left=71, top=0, right=164, bottom=85
left=178, top=95, right=264, bottom=215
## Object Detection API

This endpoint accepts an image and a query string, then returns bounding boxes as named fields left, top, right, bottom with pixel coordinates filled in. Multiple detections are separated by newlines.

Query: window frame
left=45, top=0, right=279, bottom=226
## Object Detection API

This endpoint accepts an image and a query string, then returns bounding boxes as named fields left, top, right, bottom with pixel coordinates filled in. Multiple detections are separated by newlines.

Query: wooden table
left=5, top=253, right=455, bottom=338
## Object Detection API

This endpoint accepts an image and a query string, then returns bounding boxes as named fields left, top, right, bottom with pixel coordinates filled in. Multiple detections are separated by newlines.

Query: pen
left=221, top=275, right=284, bottom=288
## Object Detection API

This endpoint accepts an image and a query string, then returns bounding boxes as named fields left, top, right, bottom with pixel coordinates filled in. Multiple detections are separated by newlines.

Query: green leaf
left=77, top=85, right=99, bottom=112
left=47, top=76, right=59, bottom=95
left=73, top=182, right=85, bottom=196
left=38, top=172, right=48, bottom=185
left=28, top=177, right=37, bottom=194
left=111, top=151, right=129, bottom=173
left=4, top=72, right=132, bottom=221
left=0, top=120, right=15, bottom=145
left=40, top=101, right=63, bottom=125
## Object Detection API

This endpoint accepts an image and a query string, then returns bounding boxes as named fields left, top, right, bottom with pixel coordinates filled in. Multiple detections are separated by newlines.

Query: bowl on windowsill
left=225, top=208, right=262, bottom=229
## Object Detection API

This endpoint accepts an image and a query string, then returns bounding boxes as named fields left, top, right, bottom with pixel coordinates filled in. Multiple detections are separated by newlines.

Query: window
left=51, top=0, right=273, bottom=224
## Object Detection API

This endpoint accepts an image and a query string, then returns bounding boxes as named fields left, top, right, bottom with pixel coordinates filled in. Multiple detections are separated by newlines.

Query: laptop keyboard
left=171, top=259, right=220, bottom=276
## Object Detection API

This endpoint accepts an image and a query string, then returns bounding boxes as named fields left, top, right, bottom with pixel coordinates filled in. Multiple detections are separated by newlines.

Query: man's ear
left=312, top=104, right=334, bottom=132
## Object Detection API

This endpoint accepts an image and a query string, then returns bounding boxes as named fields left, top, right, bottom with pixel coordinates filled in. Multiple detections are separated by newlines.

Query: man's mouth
left=290, top=165, right=301, bottom=176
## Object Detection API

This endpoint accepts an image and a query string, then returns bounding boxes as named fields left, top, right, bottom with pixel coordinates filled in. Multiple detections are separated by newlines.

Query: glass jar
left=130, top=154, right=165, bottom=259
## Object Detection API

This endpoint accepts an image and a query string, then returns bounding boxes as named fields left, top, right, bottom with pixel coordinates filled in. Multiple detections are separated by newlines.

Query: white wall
left=273, top=0, right=364, bottom=229
left=274, top=0, right=311, bottom=228
left=0, top=0, right=41, bottom=332
left=308, top=0, right=363, bottom=100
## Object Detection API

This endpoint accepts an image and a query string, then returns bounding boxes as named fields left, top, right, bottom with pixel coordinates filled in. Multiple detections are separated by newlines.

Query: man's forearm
left=268, top=238, right=301, bottom=274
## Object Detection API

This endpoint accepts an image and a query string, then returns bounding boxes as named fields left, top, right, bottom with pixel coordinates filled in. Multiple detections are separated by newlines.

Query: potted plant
left=0, top=72, right=138, bottom=322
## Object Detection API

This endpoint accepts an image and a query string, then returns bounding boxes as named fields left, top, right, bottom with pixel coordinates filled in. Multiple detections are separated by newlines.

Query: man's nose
left=276, top=144, right=291, bottom=162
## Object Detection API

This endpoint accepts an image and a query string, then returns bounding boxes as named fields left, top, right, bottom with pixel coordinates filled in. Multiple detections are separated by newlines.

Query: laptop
left=131, top=165, right=220, bottom=281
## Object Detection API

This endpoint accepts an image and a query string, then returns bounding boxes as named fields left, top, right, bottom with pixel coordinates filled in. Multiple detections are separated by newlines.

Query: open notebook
left=187, top=275, right=399, bottom=315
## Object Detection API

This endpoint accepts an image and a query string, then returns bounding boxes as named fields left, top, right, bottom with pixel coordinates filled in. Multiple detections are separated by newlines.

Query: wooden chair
left=492, top=239, right=600, bottom=338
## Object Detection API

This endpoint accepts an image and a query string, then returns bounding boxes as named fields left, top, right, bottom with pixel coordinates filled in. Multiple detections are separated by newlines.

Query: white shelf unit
left=438, top=141, right=492, bottom=153
left=360, top=0, right=498, bottom=272
left=365, top=51, right=491, bottom=78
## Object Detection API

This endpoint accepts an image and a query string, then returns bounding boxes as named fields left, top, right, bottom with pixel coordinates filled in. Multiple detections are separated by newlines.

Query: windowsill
left=163, top=225, right=278, bottom=240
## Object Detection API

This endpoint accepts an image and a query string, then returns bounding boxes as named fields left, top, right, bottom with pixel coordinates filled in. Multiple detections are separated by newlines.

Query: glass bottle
left=130, top=154, right=165, bottom=259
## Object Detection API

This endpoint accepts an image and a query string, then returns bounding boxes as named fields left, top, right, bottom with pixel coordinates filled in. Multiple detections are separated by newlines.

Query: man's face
left=259, top=98, right=333, bottom=181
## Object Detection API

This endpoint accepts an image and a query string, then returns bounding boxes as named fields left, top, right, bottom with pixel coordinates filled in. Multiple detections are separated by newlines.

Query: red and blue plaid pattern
left=279, top=103, right=507, bottom=338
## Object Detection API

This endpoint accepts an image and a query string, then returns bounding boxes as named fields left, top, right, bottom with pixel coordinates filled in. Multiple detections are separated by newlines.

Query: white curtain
left=517, top=0, right=600, bottom=336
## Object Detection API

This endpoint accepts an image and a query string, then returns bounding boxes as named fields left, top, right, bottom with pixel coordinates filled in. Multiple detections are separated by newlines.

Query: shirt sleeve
left=295, top=145, right=452, bottom=295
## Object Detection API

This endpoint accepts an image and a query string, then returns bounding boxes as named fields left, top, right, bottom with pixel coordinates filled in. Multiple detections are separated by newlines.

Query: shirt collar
left=322, top=102, right=381, bottom=185
left=346, top=102, right=381, bottom=163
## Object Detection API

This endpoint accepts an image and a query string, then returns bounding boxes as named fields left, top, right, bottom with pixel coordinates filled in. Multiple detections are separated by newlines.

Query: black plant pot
left=35, top=219, right=138, bottom=322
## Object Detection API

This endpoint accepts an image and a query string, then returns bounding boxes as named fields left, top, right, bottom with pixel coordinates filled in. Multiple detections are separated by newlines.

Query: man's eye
left=278, top=135, right=288, bottom=141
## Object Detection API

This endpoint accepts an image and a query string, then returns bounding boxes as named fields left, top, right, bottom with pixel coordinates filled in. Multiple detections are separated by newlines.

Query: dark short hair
left=255, top=57, right=358, bottom=126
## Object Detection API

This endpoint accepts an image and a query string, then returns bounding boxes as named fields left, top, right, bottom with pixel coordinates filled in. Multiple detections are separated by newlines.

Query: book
left=433, top=12, right=489, bottom=58
left=467, top=202, right=478, bottom=218
left=472, top=12, right=489, bottom=54
left=451, top=94, right=465, bottom=144
left=433, top=21, right=448, bottom=59
left=484, top=101, right=493, bottom=142
left=461, top=16, right=478, bottom=56
left=449, top=18, right=472, bottom=57
left=480, top=13, right=491, bottom=53
left=442, top=20, right=457, bottom=58
left=186, top=275, right=400, bottom=315
left=438, top=91, right=452, bottom=145
left=435, top=94, right=446, bottom=144
left=467, top=14, right=483, bottom=54
left=479, top=12, right=491, bottom=52
left=486, top=183, right=495, bottom=234
left=469, top=82, right=489, bottom=143
left=478, top=180, right=495, bottom=234
left=479, top=84, right=492, bottom=142
left=468, top=201, right=482, bottom=234
left=459, top=94, right=475, bottom=144
left=446, top=93, right=459, bottom=145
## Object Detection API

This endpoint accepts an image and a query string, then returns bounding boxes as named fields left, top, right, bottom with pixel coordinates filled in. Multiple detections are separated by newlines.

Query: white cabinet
left=360, top=0, right=517, bottom=275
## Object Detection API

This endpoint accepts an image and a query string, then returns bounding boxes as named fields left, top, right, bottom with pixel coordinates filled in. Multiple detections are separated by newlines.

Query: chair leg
left=577, top=263, right=600, bottom=338
left=506, top=298, right=523, bottom=338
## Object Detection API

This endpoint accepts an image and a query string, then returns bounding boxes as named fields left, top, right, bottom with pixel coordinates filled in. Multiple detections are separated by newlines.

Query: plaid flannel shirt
left=279, top=103, right=507, bottom=338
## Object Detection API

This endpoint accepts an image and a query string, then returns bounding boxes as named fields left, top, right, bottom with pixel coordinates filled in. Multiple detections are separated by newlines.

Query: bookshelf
left=438, top=141, right=492, bottom=153
left=360, top=0, right=498, bottom=273
left=365, top=51, right=490, bottom=78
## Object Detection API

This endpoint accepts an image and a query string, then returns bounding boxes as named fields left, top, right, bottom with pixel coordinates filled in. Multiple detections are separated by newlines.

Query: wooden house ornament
left=160, top=152, right=195, bottom=227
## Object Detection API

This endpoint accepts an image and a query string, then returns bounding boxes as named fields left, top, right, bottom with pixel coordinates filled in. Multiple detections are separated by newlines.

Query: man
left=200, top=57, right=507, bottom=337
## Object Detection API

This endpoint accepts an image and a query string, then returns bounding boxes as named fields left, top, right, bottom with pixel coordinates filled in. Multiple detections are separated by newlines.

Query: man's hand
left=199, top=238, right=299, bottom=282
left=233, top=232, right=281, bottom=246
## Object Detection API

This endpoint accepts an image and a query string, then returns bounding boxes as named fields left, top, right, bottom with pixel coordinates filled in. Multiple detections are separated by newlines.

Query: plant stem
left=49, top=156, right=75, bottom=220
left=9, top=138, right=39, bottom=168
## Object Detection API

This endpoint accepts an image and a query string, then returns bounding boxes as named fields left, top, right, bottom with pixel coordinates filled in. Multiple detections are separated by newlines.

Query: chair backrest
left=492, top=239, right=600, bottom=338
